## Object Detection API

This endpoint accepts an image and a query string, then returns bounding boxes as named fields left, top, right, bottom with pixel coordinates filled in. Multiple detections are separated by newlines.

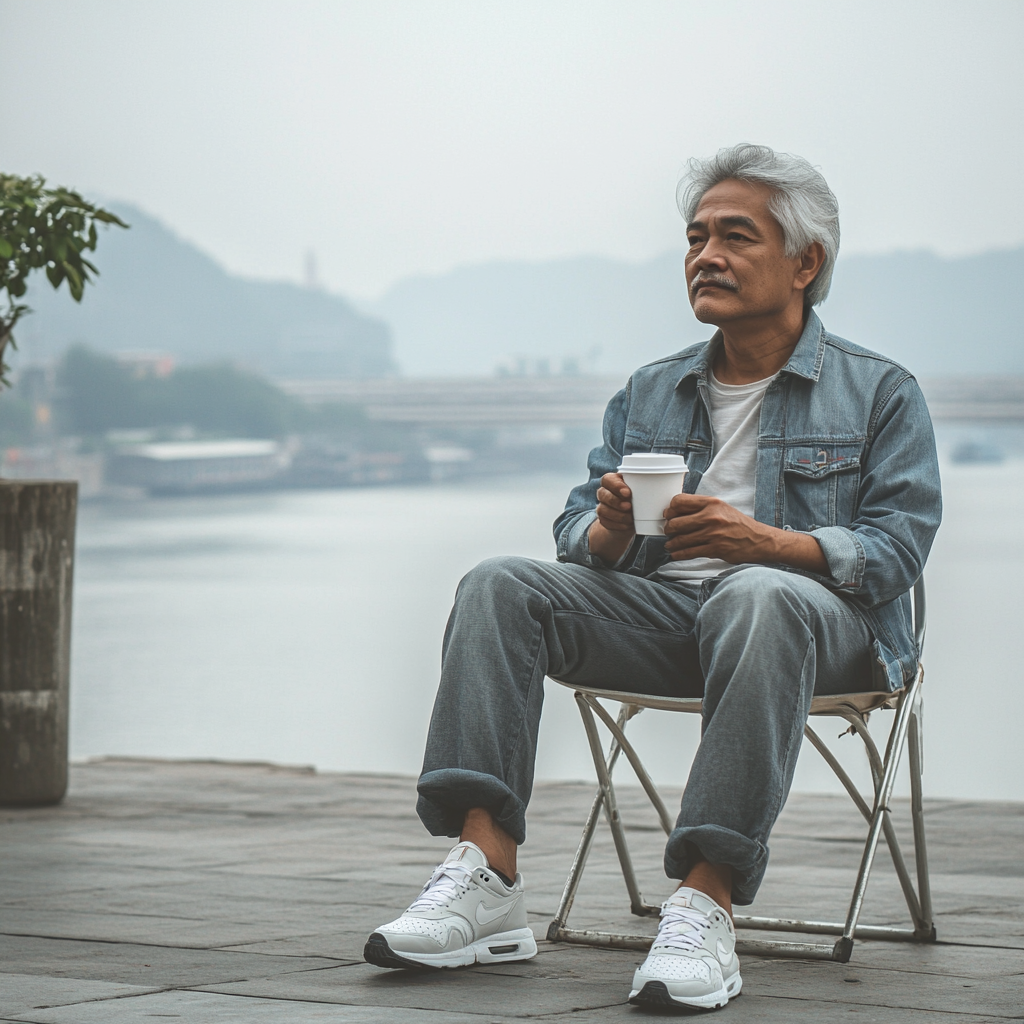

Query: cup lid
left=617, top=453, right=689, bottom=473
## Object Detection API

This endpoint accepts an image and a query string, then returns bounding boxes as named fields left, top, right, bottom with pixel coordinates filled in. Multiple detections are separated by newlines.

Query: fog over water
left=70, top=456, right=1024, bottom=804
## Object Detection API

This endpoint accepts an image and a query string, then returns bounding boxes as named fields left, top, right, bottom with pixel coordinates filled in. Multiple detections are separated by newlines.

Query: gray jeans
left=417, top=557, right=875, bottom=905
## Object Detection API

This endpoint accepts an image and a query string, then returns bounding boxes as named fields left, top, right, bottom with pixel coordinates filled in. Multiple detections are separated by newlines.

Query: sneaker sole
left=364, top=928, right=538, bottom=970
left=629, top=973, right=742, bottom=1011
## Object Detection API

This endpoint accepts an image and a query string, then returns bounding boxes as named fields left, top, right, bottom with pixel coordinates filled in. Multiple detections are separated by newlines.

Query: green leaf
left=0, top=238, right=12, bottom=259
left=94, top=210, right=129, bottom=228
left=63, top=261, right=84, bottom=300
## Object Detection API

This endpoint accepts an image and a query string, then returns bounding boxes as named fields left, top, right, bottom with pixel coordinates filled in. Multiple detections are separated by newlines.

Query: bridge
left=281, top=374, right=1024, bottom=429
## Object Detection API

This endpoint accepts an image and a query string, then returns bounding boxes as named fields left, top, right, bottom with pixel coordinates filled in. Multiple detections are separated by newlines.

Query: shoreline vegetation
left=0, top=345, right=592, bottom=496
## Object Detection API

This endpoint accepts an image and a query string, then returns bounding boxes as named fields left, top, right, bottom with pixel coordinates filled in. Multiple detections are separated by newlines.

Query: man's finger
left=598, top=505, right=634, bottom=525
left=598, top=505, right=630, bottom=524
left=597, top=487, right=631, bottom=509
left=600, top=473, right=632, bottom=499
left=664, top=529, right=715, bottom=552
left=665, top=535, right=707, bottom=552
left=596, top=504, right=636, bottom=530
left=664, top=512, right=710, bottom=536
left=666, top=492, right=709, bottom=513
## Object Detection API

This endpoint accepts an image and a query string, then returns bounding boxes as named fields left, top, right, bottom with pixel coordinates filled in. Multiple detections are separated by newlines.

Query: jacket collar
left=677, top=308, right=826, bottom=385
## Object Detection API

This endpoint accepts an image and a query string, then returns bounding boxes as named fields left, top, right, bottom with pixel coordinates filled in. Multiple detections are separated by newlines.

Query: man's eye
left=687, top=236, right=704, bottom=246
left=726, top=233, right=749, bottom=241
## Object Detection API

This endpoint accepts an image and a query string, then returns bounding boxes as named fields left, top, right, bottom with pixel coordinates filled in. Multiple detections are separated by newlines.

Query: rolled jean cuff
left=416, top=769, right=528, bottom=846
left=664, top=824, right=768, bottom=907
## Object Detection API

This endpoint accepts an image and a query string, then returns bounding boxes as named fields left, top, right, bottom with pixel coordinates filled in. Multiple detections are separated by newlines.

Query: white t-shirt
left=657, top=370, right=777, bottom=582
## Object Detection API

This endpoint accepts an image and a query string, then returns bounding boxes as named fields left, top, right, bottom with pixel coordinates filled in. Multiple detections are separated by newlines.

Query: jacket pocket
left=782, top=445, right=861, bottom=530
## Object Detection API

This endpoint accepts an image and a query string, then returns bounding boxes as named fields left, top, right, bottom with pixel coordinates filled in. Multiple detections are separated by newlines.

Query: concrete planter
left=0, top=480, right=77, bottom=806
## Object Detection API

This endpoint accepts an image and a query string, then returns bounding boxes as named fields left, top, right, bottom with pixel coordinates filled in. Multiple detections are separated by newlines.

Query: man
left=363, top=144, right=941, bottom=1011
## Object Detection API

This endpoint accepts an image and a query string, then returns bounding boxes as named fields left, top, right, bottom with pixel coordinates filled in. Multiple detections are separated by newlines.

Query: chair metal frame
left=547, top=577, right=934, bottom=963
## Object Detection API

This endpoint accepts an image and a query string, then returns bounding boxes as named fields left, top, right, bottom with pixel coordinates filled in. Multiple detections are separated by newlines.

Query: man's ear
left=794, top=241, right=826, bottom=291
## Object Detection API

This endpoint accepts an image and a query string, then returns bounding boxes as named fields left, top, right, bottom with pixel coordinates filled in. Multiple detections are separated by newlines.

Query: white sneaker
left=629, top=887, right=742, bottom=1010
left=364, top=841, right=538, bottom=969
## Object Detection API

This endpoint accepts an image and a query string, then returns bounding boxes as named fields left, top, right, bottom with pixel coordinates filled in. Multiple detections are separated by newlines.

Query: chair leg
left=908, top=693, right=936, bottom=939
left=846, top=672, right=935, bottom=940
left=547, top=783, right=606, bottom=940
left=845, top=714, right=925, bottom=927
left=583, top=695, right=674, bottom=835
left=735, top=667, right=935, bottom=960
left=547, top=708, right=628, bottom=940
left=804, top=723, right=872, bottom=819
left=838, top=673, right=923, bottom=959
left=575, top=692, right=656, bottom=917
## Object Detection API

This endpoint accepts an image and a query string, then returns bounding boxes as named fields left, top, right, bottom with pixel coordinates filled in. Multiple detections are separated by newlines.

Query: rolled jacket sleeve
left=810, top=525, right=865, bottom=590
left=555, top=506, right=600, bottom=566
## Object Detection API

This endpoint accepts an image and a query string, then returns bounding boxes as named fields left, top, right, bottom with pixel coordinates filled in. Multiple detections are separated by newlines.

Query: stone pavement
left=1, top=759, right=1021, bottom=1022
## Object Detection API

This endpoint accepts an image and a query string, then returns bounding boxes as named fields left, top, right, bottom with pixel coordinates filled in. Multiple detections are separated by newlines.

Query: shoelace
left=407, top=861, right=474, bottom=912
left=655, top=899, right=712, bottom=953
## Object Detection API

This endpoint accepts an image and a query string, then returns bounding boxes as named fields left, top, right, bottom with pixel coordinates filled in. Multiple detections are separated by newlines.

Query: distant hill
left=14, top=204, right=396, bottom=379
left=13, top=201, right=1021, bottom=381
left=374, top=247, right=1024, bottom=378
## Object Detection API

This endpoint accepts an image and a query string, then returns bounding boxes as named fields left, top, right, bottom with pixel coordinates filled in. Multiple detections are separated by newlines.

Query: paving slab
left=0, top=934, right=350, bottom=986
left=0, top=907, right=344, bottom=950
left=740, top=957, right=1024, bottom=1017
left=2, top=760, right=1022, bottom=1024
left=524, top=996, right=1017, bottom=1023
left=4, top=990, right=520, bottom=1023
left=198, top=958, right=633, bottom=1017
left=0, top=975, right=156, bottom=1018
left=792, top=940, right=1024, bottom=980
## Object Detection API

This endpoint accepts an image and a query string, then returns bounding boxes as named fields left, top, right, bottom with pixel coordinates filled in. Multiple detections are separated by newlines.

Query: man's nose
left=692, top=238, right=728, bottom=270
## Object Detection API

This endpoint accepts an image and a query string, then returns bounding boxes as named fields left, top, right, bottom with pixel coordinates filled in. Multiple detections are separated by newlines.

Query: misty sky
left=2, top=1, right=1022, bottom=299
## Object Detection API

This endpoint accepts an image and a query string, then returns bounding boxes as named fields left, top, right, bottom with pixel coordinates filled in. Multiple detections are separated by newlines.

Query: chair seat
left=551, top=678, right=903, bottom=717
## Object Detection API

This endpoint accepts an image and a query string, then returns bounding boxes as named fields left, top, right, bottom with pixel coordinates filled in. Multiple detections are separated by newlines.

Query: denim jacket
left=553, top=310, right=942, bottom=692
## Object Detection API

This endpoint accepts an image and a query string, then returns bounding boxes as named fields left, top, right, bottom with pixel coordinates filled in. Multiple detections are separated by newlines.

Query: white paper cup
left=617, top=453, right=688, bottom=536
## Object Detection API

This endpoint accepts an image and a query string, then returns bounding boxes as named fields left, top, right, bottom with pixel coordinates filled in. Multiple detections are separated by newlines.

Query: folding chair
left=546, top=577, right=933, bottom=963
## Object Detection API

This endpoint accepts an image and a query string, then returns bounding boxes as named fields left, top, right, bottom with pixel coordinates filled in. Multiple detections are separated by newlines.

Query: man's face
left=684, top=179, right=806, bottom=327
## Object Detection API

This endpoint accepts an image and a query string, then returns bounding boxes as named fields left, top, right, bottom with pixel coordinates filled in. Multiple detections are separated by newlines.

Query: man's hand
left=588, top=473, right=636, bottom=565
left=596, top=472, right=635, bottom=534
left=663, top=493, right=829, bottom=574
left=663, top=494, right=766, bottom=562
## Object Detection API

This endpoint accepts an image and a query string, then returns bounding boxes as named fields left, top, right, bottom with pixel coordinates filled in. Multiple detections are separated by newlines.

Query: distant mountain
left=374, top=247, right=1024, bottom=378
left=374, top=253, right=699, bottom=378
left=822, top=249, right=1022, bottom=376
left=14, top=204, right=396, bottom=379
left=14, top=201, right=1021, bottom=381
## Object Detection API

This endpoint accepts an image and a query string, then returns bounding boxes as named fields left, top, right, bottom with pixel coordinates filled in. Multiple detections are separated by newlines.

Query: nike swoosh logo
left=716, top=938, right=732, bottom=961
left=475, top=902, right=511, bottom=926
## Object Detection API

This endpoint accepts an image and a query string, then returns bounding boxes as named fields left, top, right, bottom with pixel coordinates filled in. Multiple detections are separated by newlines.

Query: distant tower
left=303, top=249, right=321, bottom=290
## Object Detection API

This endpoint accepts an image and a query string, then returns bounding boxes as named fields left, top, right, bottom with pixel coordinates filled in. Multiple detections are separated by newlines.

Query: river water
left=70, top=456, right=1024, bottom=802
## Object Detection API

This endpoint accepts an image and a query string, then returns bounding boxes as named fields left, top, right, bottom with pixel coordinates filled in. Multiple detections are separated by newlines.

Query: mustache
left=690, top=272, right=739, bottom=295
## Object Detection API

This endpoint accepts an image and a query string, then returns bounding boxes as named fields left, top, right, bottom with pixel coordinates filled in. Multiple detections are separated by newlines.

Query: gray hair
left=677, top=143, right=840, bottom=307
